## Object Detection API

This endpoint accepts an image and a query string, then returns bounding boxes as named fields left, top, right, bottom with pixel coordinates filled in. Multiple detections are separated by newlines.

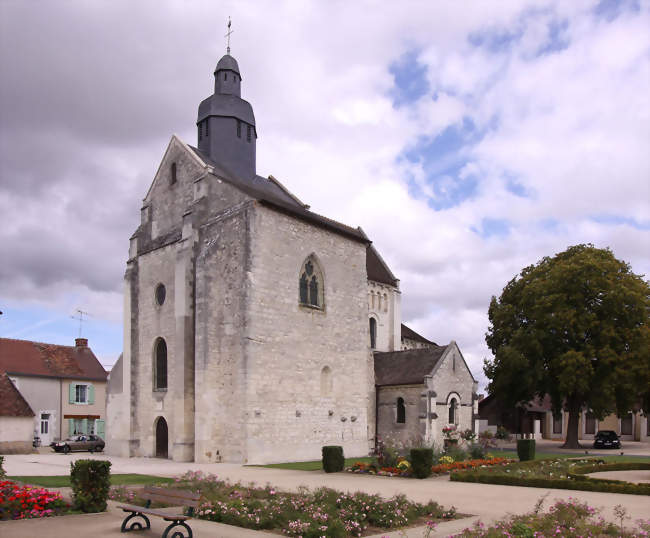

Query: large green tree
left=484, top=244, right=650, bottom=448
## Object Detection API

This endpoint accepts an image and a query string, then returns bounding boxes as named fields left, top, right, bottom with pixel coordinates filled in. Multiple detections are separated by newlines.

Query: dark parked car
left=51, top=435, right=105, bottom=454
left=593, top=430, right=621, bottom=449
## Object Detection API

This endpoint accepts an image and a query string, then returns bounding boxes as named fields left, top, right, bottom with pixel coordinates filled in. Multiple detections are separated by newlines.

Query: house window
left=154, top=338, right=168, bottom=390
left=299, top=257, right=323, bottom=308
left=76, top=384, right=88, bottom=403
left=171, top=162, right=177, bottom=184
left=369, top=318, right=377, bottom=349
left=553, top=413, right=563, bottom=434
left=237, top=121, right=241, bottom=138
left=155, top=283, right=166, bottom=306
left=69, top=383, right=94, bottom=405
left=448, top=397, right=458, bottom=424
left=320, top=366, right=332, bottom=397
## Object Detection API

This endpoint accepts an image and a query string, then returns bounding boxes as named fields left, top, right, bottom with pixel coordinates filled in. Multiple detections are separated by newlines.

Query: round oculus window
left=155, top=284, right=166, bottom=306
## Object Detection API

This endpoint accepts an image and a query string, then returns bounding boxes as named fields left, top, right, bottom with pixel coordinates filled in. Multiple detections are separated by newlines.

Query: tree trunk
left=562, top=403, right=582, bottom=449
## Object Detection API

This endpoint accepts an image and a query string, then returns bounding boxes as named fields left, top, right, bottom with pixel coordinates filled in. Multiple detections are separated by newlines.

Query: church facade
left=106, top=52, right=477, bottom=464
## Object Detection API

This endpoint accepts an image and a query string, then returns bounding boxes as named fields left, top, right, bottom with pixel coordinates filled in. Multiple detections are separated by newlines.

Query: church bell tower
left=196, top=47, right=257, bottom=180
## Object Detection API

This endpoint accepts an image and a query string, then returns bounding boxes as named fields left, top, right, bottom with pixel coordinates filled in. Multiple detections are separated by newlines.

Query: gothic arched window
left=396, top=397, right=406, bottom=423
left=299, top=256, right=324, bottom=308
left=154, top=338, right=167, bottom=391
left=369, top=318, right=377, bottom=349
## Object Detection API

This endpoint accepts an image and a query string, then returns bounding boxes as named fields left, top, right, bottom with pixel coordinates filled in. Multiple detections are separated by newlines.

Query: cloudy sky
left=1, top=0, right=648, bottom=384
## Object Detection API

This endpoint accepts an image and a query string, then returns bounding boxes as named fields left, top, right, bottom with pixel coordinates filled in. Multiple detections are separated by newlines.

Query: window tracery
left=299, top=257, right=323, bottom=308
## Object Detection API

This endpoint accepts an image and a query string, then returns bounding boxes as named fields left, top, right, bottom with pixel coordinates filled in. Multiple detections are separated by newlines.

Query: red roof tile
left=0, top=372, right=35, bottom=417
left=0, top=338, right=107, bottom=381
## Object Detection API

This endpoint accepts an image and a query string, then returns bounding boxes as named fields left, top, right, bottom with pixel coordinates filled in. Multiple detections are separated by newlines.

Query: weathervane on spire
left=225, top=16, right=233, bottom=54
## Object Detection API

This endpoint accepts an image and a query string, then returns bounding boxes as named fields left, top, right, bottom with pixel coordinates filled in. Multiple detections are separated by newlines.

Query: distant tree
left=484, top=244, right=650, bottom=448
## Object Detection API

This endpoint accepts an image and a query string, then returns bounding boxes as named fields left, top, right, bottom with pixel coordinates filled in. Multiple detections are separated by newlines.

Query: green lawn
left=253, top=456, right=375, bottom=471
left=8, top=474, right=174, bottom=488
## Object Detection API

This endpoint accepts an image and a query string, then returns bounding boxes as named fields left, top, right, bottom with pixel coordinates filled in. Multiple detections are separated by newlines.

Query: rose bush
left=0, top=480, right=69, bottom=520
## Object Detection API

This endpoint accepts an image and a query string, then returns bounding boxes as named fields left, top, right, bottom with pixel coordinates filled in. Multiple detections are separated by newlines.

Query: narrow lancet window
left=396, top=397, right=406, bottom=423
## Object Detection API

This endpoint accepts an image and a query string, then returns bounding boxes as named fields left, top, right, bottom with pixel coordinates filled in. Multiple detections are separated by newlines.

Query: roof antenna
left=71, top=309, right=90, bottom=338
left=225, top=16, right=233, bottom=54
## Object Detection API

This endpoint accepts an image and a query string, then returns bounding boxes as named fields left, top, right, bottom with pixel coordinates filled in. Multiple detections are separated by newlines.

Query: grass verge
left=8, top=474, right=174, bottom=488
left=251, top=456, right=374, bottom=471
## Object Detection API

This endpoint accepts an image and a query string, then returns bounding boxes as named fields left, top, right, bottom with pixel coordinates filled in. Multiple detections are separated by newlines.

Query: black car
left=593, top=430, right=621, bottom=449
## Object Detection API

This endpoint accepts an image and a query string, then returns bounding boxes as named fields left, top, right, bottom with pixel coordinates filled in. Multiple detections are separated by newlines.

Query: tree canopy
left=484, top=244, right=650, bottom=448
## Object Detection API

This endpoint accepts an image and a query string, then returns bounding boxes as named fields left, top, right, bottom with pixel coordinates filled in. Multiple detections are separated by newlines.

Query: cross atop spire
left=225, top=16, right=233, bottom=54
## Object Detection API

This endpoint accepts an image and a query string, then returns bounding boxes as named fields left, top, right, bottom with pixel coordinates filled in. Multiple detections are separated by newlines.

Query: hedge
left=516, top=439, right=535, bottom=461
left=322, top=446, right=344, bottom=473
left=451, top=469, right=650, bottom=495
left=567, top=462, right=650, bottom=483
left=410, top=448, right=433, bottom=479
left=70, top=459, right=112, bottom=512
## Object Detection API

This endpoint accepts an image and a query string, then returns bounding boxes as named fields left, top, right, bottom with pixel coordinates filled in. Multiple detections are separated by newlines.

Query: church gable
left=143, top=135, right=207, bottom=240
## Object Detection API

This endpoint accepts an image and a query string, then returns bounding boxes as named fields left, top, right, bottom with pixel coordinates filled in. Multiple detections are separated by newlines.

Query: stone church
left=106, top=51, right=477, bottom=464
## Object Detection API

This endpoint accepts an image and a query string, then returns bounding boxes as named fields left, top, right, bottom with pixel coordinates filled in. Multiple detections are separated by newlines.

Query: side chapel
left=106, top=48, right=478, bottom=463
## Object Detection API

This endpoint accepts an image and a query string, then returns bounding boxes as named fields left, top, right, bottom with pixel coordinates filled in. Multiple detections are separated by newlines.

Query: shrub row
left=567, top=462, right=650, bottom=483
left=450, top=469, right=650, bottom=495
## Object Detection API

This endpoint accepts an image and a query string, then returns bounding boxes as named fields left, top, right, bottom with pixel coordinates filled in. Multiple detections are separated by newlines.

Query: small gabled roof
left=0, top=338, right=108, bottom=382
left=401, top=324, right=436, bottom=346
left=0, top=372, right=34, bottom=417
left=374, top=345, right=449, bottom=386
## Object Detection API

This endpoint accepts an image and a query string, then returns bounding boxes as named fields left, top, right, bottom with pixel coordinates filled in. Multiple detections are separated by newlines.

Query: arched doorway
left=155, top=417, right=168, bottom=458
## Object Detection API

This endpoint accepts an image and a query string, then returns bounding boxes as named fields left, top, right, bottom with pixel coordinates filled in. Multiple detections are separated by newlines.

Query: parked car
left=51, top=435, right=105, bottom=454
left=593, top=430, right=621, bottom=449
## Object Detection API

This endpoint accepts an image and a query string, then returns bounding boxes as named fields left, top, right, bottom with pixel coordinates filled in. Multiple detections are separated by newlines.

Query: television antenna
left=71, top=309, right=91, bottom=338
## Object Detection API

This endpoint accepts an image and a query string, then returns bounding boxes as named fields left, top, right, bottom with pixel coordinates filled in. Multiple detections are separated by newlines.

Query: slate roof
left=401, top=324, right=436, bottom=346
left=188, top=145, right=370, bottom=244
left=0, top=372, right=34, bottom=417
left=216, top=54, right=240, bottom=74
left=366, top=244, right=399, bottom=287
left=0, top=338, right=108, bottom=381
left=374, top=345, right=449, bottom=386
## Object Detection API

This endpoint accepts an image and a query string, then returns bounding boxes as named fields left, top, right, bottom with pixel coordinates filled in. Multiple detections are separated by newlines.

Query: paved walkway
left=3, top=453, right=649, bottom=537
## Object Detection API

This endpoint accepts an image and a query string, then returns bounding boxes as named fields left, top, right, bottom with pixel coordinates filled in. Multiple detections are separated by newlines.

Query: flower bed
left=451, top=458, right=650, bottom=495
left=452, top=497, right=650, bottom=537
left=346, top=456, right=512, bottom=477
left=110, top=471, right=459, bottom=537
left=0, top=480, right=69, bottom=520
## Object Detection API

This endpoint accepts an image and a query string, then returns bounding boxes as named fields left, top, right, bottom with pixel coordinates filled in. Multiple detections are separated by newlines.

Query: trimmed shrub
left=410, top=448, right=433, bottom=479
left=468, top=443, right=486, bottom=460
left=70, top=459, right=112, bottom=512
left=322, top=446, right=344, bottom=473
left=517, top=439, right=535, bottom=461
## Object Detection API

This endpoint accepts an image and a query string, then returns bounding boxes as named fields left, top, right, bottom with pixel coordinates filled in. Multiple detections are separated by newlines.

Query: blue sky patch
left=1, top=304, right=121, bottom=368
left=594, top=0, right=640, bottom=21
left=590, top=214, right=650, bottom=230
left=401, top=118, right=483, bottom=210
left=472, top=218, right=511, bottom=239
left=389, top=49, right=430, bottom=107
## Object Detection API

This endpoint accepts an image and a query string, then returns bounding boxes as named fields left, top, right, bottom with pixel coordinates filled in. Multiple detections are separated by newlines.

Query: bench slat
left=118, top=504, right=189, bottom=520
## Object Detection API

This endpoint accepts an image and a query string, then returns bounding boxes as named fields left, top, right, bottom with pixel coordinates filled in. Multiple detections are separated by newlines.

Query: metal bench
left=117, top=486, right=201, bottom=538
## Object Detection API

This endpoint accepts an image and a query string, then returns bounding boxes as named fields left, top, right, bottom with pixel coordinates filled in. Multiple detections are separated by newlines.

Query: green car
left=51, top=434, right=105, bottom=454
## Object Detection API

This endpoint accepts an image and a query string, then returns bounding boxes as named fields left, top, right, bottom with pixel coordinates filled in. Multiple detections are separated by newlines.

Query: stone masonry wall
left=377, top=384, right=424, bottom=446
left=194, top=205, right=251, bottom=463
left=244, top=205, right=371, bottom=463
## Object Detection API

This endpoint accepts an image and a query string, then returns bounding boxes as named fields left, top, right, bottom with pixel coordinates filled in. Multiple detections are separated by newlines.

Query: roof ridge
left=0, top=337, right=74, bottom=348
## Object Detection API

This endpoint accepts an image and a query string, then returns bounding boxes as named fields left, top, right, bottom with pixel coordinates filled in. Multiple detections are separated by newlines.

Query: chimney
left=75, top=338, right=88, bottom=348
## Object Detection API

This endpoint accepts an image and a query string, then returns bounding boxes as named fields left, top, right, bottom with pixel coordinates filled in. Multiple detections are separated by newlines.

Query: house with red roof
left=0, top=372, right=35, bottom=453
left=0, top=337, right=108, bottom=450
